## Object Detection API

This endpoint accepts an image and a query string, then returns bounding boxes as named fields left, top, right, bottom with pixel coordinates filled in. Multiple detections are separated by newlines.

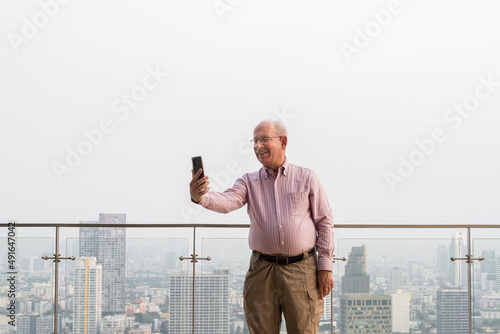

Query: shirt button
left=281, top=242, right=284, bottom=245
left=278, top=210, right=281, bottom=213
left=279, top=225, right=282, bottom=228
left=276, top=195, right=279, bottom=198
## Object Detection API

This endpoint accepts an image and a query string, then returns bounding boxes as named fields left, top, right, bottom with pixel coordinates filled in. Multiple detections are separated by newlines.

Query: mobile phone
left=191, top=156, right=205, bottom=181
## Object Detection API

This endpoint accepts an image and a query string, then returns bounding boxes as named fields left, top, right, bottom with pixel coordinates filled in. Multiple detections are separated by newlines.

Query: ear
left=281, top=136, right=288, bottom=150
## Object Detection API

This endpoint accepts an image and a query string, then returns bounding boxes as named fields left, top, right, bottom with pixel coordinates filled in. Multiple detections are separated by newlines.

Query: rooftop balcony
left=1, top=222, right=500, bottom=334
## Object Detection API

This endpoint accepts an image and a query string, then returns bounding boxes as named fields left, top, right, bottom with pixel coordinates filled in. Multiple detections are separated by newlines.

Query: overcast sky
left=1, top=0, right=499, bottom=225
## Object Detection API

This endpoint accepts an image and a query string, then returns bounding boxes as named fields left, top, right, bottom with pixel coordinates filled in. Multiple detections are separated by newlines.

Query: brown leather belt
left=254, top=247, right=316, bottom=265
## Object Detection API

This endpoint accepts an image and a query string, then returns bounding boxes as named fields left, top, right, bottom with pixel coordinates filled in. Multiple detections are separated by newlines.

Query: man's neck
left=269, top=157, right=286, bottom=177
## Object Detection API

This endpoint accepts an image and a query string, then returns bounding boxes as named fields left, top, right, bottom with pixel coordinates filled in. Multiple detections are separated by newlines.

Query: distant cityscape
left=1, top=215, right=500, bottom=333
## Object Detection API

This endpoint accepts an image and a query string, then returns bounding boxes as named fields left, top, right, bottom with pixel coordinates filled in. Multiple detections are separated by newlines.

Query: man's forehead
left=253, top=123, right=275, bottom=136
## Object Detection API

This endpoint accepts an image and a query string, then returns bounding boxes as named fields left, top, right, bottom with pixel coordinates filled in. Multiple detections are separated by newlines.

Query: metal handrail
left=1, top=222, right=500, bottom=228
left=3, top=222, right=500, bottom=334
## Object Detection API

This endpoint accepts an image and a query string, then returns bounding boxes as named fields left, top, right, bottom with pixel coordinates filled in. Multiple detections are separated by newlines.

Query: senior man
left=190, top=119, right=334, bottom=334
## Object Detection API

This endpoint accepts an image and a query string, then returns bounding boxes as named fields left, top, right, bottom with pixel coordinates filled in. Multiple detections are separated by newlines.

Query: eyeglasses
left=250, top=136, right=282, bottom=145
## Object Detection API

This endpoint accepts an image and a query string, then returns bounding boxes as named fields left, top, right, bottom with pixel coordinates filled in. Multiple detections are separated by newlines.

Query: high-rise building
left=16, top=316, right=58, bottom=334
left=496, top=260, right=500, bottom=293
left=35, top=316, right=55, bottom=334
left=449, top=233, right=468, bottom=287
left=437, top=245, right=449, bottom=278
left=391, top=291, right=410, bottom=334
left=16, top=315, right=58, bottom=334
left=17, top=315, right=36, bottom=334
left=481, top=250, right=496, bottom=274
left=342, top=245, right=370, bottom=293
left=321, top=293, right=332, bottom=321
left=437, top=288, right=468, bottom=334
left=74, top=257, right=103, bottom=334
left=80, top=213, right=126, bottom=313
left=169, top=269, right=230, bottom=334
left=339, top=294, right=392, bottom=334
left=389, top=267, right=403, bottom=293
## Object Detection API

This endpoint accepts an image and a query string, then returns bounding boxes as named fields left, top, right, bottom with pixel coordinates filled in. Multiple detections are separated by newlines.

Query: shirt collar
left=262, top=157, right=289, bottom=179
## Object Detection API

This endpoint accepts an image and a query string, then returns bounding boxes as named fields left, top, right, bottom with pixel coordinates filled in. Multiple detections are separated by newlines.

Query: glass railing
left=0, top=227, right=55, bottom=334
left=0, top=222, right=499, bottom=334
left=472, top=231, right=500, bottom=334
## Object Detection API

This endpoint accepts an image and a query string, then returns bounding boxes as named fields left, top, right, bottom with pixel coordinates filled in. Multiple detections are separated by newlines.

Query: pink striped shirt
left=199, top=157, right=334, bottom=271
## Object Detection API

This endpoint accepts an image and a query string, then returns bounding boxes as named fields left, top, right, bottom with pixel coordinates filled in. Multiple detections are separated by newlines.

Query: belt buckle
left=276, top=257, right=288, bottom=265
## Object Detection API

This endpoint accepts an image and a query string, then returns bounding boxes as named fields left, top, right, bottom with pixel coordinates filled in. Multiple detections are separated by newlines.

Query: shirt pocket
left=286, top=191, right=308, bottom=216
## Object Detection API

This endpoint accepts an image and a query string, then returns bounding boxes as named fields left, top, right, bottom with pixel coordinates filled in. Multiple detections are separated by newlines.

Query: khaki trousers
left=243, top=251, right=323, bottom=334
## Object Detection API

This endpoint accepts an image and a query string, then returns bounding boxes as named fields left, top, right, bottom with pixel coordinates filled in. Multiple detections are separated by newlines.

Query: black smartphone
left=191, top=156, right=205, bottom=181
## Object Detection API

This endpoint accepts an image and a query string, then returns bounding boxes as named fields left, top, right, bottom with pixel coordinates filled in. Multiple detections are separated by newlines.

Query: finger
left=190, top=169, right=202, bottom=182
left=196, top=180, right=210, bottom=190
left=196, top=184, right=209, bottom=194
left=195, top=177, right=209, bottom=187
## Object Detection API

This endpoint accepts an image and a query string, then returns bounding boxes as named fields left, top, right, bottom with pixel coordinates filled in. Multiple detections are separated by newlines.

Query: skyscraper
left=17, top=316, right=58, bottom=334
left=497, top=260, right=500, bottom=293
left=35, top=316, right=56, bottom=334
left=437, top=288, right=468, bottom=334
left=389, top=267, right=403, bottom=293
left=342, top=245, right=370, bottom=293
left=17, top=315, right=36, bottom=334
left=169, top=269, right=230, bottom=334
left=480, top=250, right=496, bottom=274
left=73, top=257, right=102, bottom=334
left=449, top=233, right=467, bottom=287
left=321, top=293, right=332, bottom=321
left=340, top=294, right=392, bottom=334
left=437, top=245, right=449, bottom=278
left=391, top=291, right=410, bottom=334
left=80, top=213, right=126, bottom=313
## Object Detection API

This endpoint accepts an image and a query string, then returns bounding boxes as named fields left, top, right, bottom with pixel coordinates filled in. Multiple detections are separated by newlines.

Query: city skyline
left=2, top=217, right=500, bottom=333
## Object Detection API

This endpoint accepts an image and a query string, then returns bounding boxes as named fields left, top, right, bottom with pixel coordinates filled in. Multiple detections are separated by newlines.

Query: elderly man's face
left=253, top=122, right=287, bottom=171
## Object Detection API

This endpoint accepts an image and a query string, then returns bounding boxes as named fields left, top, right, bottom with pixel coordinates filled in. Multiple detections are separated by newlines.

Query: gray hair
left=263, top=119, right=288, bottom=137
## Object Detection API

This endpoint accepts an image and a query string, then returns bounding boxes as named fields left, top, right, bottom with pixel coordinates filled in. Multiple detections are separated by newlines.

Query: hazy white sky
left=1, top=0, right=499, bottom=225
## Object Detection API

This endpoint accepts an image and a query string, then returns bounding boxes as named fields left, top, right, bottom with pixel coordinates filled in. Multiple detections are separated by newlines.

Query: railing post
left=179, top=227, right=211, bottom=334
left=450, top=227, right=484, bottom=334
left=42, top=227, right=75, bottom=334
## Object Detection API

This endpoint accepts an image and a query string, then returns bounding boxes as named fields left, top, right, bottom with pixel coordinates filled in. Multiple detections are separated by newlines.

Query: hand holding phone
left=191, top=156, right=205, bottom=181
left=190, top=156, right=209, bottom=203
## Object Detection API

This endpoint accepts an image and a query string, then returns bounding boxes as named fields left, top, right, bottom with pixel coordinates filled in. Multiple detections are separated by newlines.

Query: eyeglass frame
left=250, top=136, right=283, bottom=145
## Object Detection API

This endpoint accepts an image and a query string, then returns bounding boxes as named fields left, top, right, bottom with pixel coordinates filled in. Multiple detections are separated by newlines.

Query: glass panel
left=60, top=227, right=190, bottom=334
left=201, top=237, right=248, bottom=334
left=472, top=230, right=500, bottom=334
left=200, top=227, right=332, bottom=333
left=0, top=231, right=54, bottom=333
left=335, top=229, right=468, bottom=334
